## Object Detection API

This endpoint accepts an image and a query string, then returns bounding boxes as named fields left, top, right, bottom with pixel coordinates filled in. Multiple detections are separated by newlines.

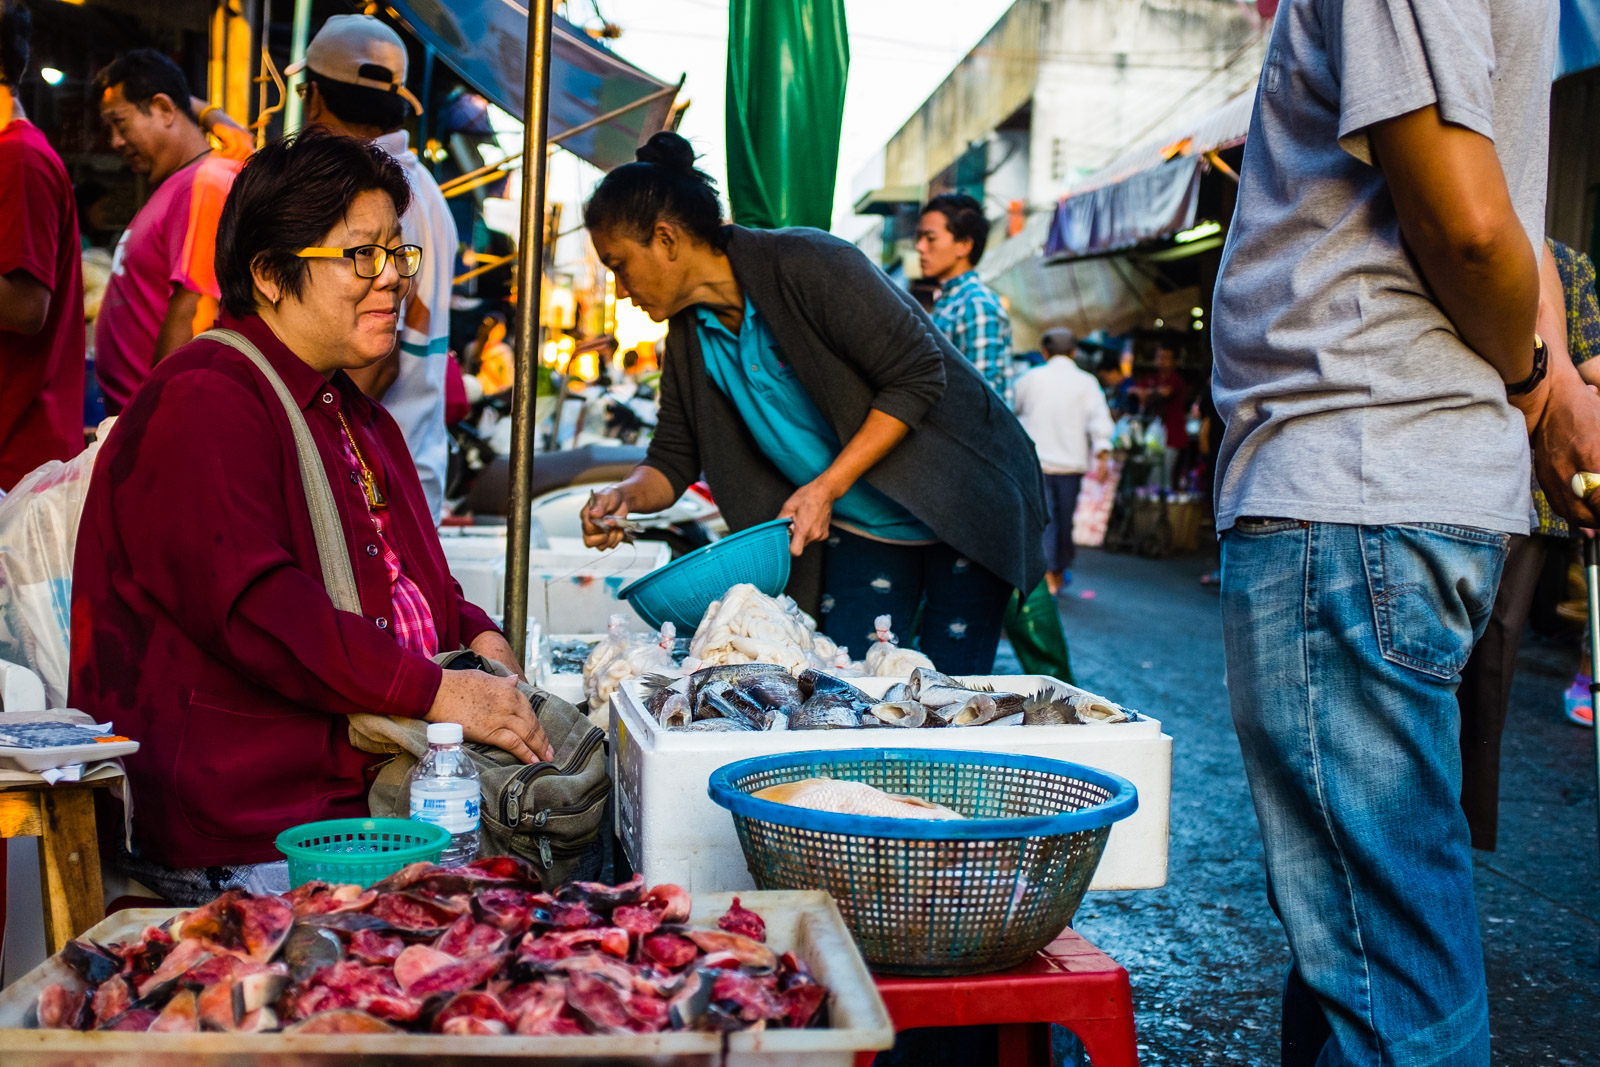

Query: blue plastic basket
left=618, top=518, right=793, bottom=631
left=708, top=748, right=1138, bottom=976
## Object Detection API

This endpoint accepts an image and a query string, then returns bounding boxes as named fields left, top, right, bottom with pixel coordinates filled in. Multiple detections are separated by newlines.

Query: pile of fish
left=642, top=665, right=1132, bottom=732
left=33, top=860, right=828, bottom=1036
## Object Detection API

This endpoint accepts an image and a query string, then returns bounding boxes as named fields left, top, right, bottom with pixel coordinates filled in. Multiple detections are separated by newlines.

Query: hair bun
left=635, top=131, right=697, bottom=175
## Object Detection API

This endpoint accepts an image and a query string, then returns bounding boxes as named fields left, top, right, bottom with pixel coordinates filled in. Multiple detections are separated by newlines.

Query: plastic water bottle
left=408, top=722, right=481, bottom=866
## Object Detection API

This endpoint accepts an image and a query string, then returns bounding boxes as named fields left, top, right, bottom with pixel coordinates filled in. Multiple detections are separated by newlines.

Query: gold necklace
left=336, top=410, right=387, bottom=510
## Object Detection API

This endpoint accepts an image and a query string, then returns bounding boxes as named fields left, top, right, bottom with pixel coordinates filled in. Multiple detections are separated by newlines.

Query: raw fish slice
left=949, top=694, right=1006, bottom=726
left=435, top=915, right=508, bottom=957
left=400, top=951, right=506, bottom=998
left=556, top=872, right=645, bottom=912
left=148, top=988, right=199, bottom=1032
left=134, top=938, right=211, bottom=999
left=710, top=969, right=786, bottom=1024
left=367, top=891, right=466, bottom=932
left=60, top=939, right=121, bottom=985
left=97, top=1007, right=158, bottom=1031
left=717, top=898, right=766, bottom=941
left=370, top=862, right=441, bottom=893
left=508, top=981, right=570, bottom=1034
left=289, top=961, right=422, bottom=1023
left=347, top=928, right=405, bottom=966
left=752, top=777, right=965, bottom=821
left=116, top=926, right=175, bottom=979
left=613, top=904, right=662, bottom=939
left=434, top=990, right=514, bottom=1035
left=642, top=932, right=698, bottom=970
left=683, top=929, right=778, bottom=974
left=35, top=984, right=88, bottom=1030
left=286, top=1009, right=400, bottom=1034
left=92, top=975, right=133, bottom=1025
left=644, top=883, right=691, bottom=922
left=283, top=924, right=343, bottom=982
left=392, top=945, right=457, bottom=993
left=286, top=882, right=376, bottom=917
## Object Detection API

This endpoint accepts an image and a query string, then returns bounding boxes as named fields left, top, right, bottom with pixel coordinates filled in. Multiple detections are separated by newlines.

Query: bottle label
left=410, top=780, right=480, bottom=835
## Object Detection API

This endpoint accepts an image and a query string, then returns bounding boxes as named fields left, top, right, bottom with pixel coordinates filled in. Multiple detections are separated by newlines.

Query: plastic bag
left=863, top=614, right=935, bottom=677
left=582, top=613, right=675, bottom=711
left=0, top=420, right=115, bottom=707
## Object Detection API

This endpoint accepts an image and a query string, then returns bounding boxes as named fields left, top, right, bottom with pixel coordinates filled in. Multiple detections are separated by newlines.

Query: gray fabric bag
left=201, top=328, right=610, bottom=886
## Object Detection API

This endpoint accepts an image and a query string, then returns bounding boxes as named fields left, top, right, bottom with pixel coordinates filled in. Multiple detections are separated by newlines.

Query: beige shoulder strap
left=197, top=328, right=362, bottom=614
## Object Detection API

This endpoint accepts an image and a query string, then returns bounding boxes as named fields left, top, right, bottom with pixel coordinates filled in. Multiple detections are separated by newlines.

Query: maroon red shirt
left=0, top=117, right=85, bottom=489
left=69, top=314, right=497, bottom=868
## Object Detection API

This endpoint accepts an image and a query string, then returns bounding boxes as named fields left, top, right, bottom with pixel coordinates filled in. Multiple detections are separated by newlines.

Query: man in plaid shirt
left=918, top=193, right=1015, bottom=406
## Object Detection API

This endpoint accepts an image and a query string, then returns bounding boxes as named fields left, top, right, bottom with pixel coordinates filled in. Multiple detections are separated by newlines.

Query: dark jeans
left=819, top=528, right=1013, bottom=674
left=1456, top=533, right=1547, bottom=851
left=1042, top=472, right=1084, bottom=573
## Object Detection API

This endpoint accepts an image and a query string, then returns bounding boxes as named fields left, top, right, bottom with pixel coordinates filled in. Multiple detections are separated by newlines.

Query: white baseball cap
left=286, top=14, right=423, bottom=114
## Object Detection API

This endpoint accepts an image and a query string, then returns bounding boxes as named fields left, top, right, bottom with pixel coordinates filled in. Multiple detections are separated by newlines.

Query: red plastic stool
left=854, top=927, right=1140, bottom=1067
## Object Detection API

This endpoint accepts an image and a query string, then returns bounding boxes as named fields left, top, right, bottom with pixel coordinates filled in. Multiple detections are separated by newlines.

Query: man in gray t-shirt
left=1212, top=2, right=1600, bottom=1064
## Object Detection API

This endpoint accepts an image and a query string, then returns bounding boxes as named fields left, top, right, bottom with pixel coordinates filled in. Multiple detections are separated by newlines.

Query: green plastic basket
left=275, top=817, right=450, bottom=889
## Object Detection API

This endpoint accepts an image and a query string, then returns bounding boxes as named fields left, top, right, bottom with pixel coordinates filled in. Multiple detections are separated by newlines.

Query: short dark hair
left=94, top=48, right=195, bottom=119
left=922, top=193, right=991, bottom=266
left=309, top=71, right=409, bottom=134
left=583, top=131, right=726, bottom=250
left=215, top=128, right=413, bottom=318
left=0, top=1, right=28, bottom=87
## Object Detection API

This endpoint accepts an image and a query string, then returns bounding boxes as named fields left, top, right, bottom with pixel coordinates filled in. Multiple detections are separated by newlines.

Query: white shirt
left=375, top=131, right=459, bottom=523
left=1013, top=356, right=1115, bottom=476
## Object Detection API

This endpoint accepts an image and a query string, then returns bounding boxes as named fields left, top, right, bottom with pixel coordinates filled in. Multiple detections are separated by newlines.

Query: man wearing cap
left=1013, top=328, right=1113, bottom=594
left=293, top=14, right=457, bottom=523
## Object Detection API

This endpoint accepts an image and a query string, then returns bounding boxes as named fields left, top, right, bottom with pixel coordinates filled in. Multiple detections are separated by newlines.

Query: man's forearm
left=153, top=288, right=204, bottom=364
left=818, top=409, right=910, bottom=499
left=1370, top=106, right=1539, bottom=385
left=617, top=464, right=678, bottom=514
left=0, top=270, right=50, bottom=335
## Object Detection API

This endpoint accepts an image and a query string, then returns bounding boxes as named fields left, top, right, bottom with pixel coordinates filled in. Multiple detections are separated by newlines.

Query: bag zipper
left=500, top=726, right=604, bottom=826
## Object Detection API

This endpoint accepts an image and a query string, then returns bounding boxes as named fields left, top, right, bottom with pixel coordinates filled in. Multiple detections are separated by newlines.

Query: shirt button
left=375, top=617, right=388, bottom=630
left=322, top=392, right=334, bottom=404
left=349, top=471, right=359, bottom=484
left=366, top=544, right=379, bottom=557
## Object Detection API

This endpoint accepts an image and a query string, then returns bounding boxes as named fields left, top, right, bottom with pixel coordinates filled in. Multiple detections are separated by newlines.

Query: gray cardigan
left=641, top=225, right=1047, bottom=617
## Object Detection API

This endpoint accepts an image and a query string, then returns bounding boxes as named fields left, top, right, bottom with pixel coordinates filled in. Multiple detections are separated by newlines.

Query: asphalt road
left=1043, top=548, right=1600, bottom=1066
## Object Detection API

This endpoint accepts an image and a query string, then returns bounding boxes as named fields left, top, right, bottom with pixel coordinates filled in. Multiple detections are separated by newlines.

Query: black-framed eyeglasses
left=294, top=243, right=423, bottom=279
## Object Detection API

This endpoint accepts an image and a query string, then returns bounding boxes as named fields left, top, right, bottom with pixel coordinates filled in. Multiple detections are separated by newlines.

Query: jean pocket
left=1361, top=524, right=1508, bottom=680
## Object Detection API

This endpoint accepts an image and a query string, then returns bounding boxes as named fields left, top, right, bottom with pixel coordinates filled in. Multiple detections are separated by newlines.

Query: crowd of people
left=2, top=0, right=1598, bottom=1064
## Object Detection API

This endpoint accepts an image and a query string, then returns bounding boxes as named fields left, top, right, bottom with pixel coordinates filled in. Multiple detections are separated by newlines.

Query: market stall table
left=0, top=778, right=110, bottom=955
left=852, top=927, right=1139, bottom=1067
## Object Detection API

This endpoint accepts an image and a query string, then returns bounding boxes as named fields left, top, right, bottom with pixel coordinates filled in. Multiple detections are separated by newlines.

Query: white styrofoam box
left=438, top=535, right=670, bottom=632
left=611, top=675, right=1172, bottom=895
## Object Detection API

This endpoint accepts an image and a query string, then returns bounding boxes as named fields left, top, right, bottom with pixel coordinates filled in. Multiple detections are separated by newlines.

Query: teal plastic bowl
left=619, top=519, right=793, bottom=631
left=275, top=817, right=449, bottom=889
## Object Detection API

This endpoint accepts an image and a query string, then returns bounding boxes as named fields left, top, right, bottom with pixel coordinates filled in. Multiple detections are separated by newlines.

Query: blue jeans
left=1220, top=520, right=1507, bottom=1067
left=1042, top=472, right=1084, bottom=573
left=819, top=528, right=1013, bottom=675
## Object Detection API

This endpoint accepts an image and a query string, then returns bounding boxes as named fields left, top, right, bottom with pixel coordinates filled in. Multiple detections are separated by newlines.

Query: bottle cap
left=426, top=722, right=464, bottom=745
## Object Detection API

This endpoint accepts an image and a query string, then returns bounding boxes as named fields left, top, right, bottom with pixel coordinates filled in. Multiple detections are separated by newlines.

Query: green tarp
left=725, top=0, right=850, bottom=230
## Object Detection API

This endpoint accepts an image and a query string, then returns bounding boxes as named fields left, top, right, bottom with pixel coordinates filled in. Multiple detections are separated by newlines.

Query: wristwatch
left=1505, top=334, right=1548, bottom=397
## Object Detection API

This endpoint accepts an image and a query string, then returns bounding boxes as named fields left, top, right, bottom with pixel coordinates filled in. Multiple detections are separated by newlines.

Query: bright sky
left=551, top=0, right=1017, bottom=236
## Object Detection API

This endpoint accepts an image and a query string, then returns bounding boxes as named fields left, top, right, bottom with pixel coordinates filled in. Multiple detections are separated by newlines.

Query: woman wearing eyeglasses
left=68, top=130, right=551, bottom=903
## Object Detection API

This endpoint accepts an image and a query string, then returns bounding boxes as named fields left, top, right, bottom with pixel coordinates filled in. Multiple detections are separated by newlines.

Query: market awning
left=387, top=2, right=679, bottom=172
left=1043, top=90, right=1253, bottom=260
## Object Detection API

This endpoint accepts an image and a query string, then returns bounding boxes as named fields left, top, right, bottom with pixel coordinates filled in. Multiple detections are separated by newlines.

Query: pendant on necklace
left=362, top=470, right=388, bottom=510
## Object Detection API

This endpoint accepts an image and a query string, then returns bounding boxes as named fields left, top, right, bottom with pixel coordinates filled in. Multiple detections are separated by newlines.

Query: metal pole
left=283, top=0, right=312, bottom=133
left=505, top=0, right=556, bottom=666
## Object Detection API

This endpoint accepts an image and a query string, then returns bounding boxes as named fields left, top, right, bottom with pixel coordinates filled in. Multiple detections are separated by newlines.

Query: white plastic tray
left=0, top=893, right=893, bottom=1066
left=0, top=738, right=138, bottom=772
left=611, top=675, right=1172, bottom=894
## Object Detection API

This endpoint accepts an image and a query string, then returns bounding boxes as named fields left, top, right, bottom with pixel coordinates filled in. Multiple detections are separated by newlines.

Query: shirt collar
left=217, top=312, right=373, bottom=418
left=935, top=269, right=980, bottom=304
left=694, top=295, right=761, bottom=339
left=373, top=130, right=411, bottom=160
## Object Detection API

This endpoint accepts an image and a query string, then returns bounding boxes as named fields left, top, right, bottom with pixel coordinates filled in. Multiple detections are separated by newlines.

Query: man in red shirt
left=92, top=49, right=242, bottom=413
left=0, top=0, right=85, bottom=489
